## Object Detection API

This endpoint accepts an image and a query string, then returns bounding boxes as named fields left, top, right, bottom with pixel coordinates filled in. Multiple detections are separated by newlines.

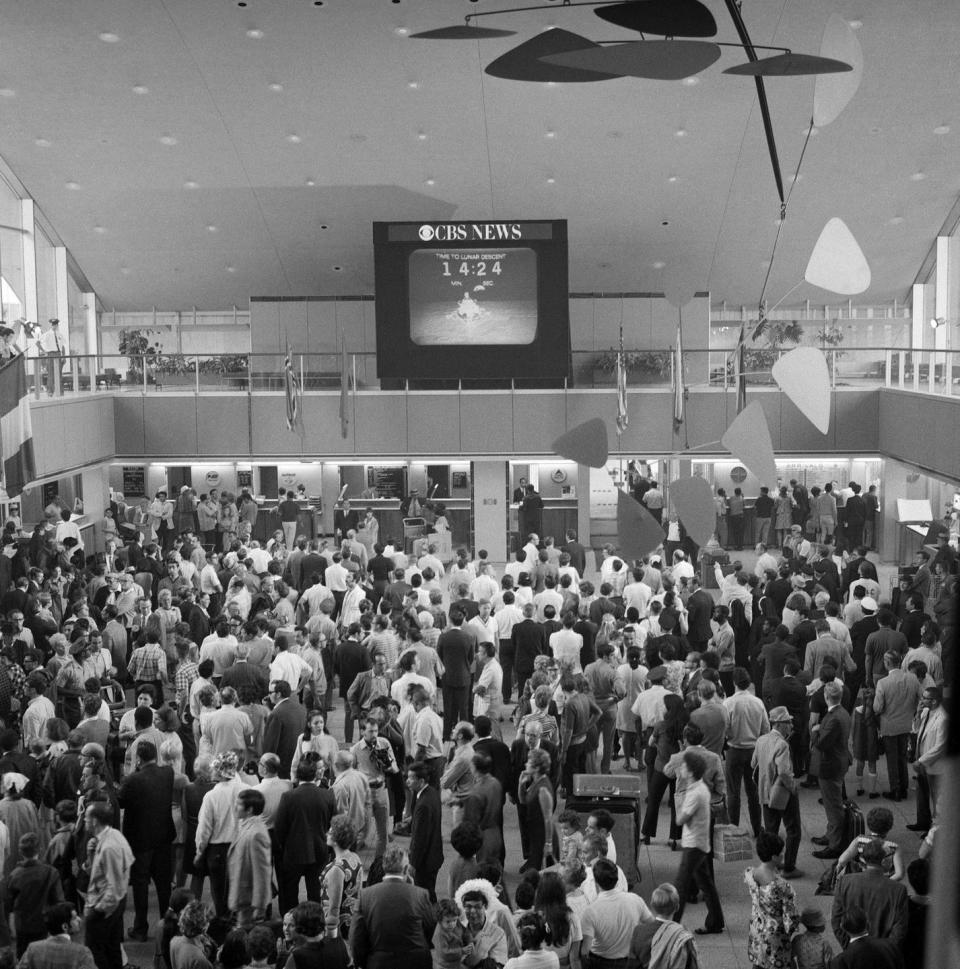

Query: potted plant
left=591, top=348, right=672, bottom=385
left=118, top=328, right=162, bottom=383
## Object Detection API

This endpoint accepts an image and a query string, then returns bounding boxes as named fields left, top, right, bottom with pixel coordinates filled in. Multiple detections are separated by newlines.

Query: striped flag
left=0, top=356, right=35, bottom=496
left=338, top=329, right=350, bottom=439
left=735, top=322, right=748, bottom=413
left=615, top=351, right=628, bottom=433
left=673, top=323, right=685, bottom=432
left=283, top=343, right=301, bottom=432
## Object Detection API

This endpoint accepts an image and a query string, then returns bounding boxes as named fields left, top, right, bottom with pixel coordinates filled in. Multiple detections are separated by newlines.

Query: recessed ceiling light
left=65, top=181, right=80, bottom=190
left=246, top=29, right=264, bottom=39
left=268, top=83, right=284, bottom=92
left=206, top=225, right=218, bottom=233
left=545, top=130, right=556, bottom=139
left=652, top=260, right=666, bottom=269
left=675, top=128, right=687, bottom=138
left=394, top=27, right=409, bottom=36
left=668, top=175, right=679, bottom=183
left=306, top=179, right=316, bottom=187
left=93, top=225, right=106, bottom=234
left=934, top=124, right=951, bottom=135
left=120, top=266, right=131, bottom=275
left=417, top=131, right=427, bottom=141
left=132, top=85, right=149, bottom=95
left=544, top=81, right=557, bottom=88
left=408, top=81, right=420, bottom=90
left=99, top=32, right=120, bottom=43
left=0, top=89, right=15, bottom=98
left=888, top=216, right=904, bottom=225
left=681, top=76, right=699, bottom=86
left=910, top=171, right=926, bottom=181
left=546, top=177, right=556, bottom=184
left=184, top=180, right=199, bottom=190
left=159, top=135, right=178, bottom=146
left=286, top=134, right=302, bottom=144
left=847, top=19, right=863, bottom=30
left=425, top=178, right=435, bottom=186
left=34, top=138, right=51, bottom=148
left=226, top=266, right=236, bottom=273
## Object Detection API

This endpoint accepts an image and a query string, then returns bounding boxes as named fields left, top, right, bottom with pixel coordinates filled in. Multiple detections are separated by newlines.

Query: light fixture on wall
left=930, top=316, right=947, bottom=329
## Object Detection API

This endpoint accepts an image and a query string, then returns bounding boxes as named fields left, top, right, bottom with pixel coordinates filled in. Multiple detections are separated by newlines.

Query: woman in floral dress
left=744, top=830, right=800, bottom=968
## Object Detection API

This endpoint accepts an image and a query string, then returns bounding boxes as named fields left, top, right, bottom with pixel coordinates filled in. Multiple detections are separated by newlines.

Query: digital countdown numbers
left=408, top=247, right=538, bottom=346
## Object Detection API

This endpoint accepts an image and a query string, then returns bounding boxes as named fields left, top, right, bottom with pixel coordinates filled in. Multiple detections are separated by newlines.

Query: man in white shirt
left=298, top=576, right=334, bottom=619
left=550, top=612, right=584, bottom=672
left=268, top=632, right=311, bottom=693
left=391, top=652, right=435, bottom=708
left=411, top=688, right=445, bottom=784
left=469, top=563, right=498, bottom=603
left=417, top=545, right=445, bottom=581
left=200, top=619, right=239, bottom=680
left=338, top=572, right=366, bottom=630
left=580, top=858, right=650, bottom=964
left=200, top=686, right=253, bottom=758
left=670, top=551, right=695, bottom=583
left=533, top=576, right=564, bottom=622
left=622, top=569, right=653, bottom=618
left=673, top=750, right=724, bottom=932
left=246, top=540, right=272, bottom=576
left=466, top=600, right=498, bottom=647
left=22, top=673, right=56, bottom=746
left=723, top=668, right=770, bottom=834
left=754, top=543, right=780, bottom=578
left=521, top=534, right=540, bottom=570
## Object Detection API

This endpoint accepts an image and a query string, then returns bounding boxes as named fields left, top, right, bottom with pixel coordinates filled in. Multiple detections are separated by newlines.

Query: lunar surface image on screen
left=408, top=247, right=538, bottom=345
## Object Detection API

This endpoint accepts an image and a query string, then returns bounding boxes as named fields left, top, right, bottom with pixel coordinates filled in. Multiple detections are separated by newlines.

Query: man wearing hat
left=752, top=706, right=803, bottom=878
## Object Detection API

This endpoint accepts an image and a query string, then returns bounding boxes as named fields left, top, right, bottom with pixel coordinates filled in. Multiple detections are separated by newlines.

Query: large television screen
left=374, top=220, right=570, bottom=380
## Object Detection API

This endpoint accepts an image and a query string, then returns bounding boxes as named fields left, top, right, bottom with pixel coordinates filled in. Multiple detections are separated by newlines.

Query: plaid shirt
left=128, top=643, right=166, bottom=682
left=53, top=657, right=84, bottom=694
left=174, top=659, right=199, bottom=707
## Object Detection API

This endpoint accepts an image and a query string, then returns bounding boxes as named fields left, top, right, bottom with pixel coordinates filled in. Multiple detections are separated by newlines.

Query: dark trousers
left=728, top=515, right=744, bottom=549
left=763, top=795, right=802, bottom=870
left=441, top=685, right=471, bottom=739
left=642, top=770, right=680, bottom=840
left=597, top=706, right=618, bottom=774
left=367, top=952, right=431, bottom=969
left=343, top=710, right=357, bottom=744
left=674, top=847, right=723, bottom=931
left=643, top=739, right=658, bottom=792
left=205, top=843, right=231, bottom=918
left=499, top=641, right=515, bottom=701
left=85, top=899, right=126, bottom=969
left=278, top=862, right=322, bottom=916
left=413, top=866, right=439, bottom=903
left=916, top=771, right=933, bottom=830
left=561, top=741, right=587, bottom=794
left=725, top=747, right=762, bottom=835
left=883, top=733, right=909, bottom=795
left=131, top=845, right=172, bottom=932
left=819, top=776, right=845, bottom=851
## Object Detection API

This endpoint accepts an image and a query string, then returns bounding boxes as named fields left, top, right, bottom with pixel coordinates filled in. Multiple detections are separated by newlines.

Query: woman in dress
left=217, top=493, right=239, bottom=552
left=517, top=748, right=555, bottom=872
left=641, top=693, right=687, bottom=848
left=290, top=711, right=340, bottom=785
left=0, top=773, right=41, bottom=876
left=744, top=830, right=800, bottom=969
left=320, top=815, right=363, bottom=941
left=773, top=487, right=795, bottom=550
left=533, top=871, right=582, bottom=969
left=196, top=493, right=219, bottom=550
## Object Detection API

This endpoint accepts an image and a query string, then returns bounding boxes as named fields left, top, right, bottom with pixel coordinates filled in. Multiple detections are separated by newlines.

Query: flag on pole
left=0, top=356, right=35, bottom=496
left=283, top=343, right=301, bottom=432
left=735, top=323, right=748, bottom=413
left=615, top=350, right=628, bottom=433
left=338, top=329, right=350, bottom=440
left=673, top=323, right=685, bottom=433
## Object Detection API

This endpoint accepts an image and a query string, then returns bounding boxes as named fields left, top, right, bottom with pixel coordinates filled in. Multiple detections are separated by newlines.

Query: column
left=472, top=460, right=508, bottom=566
left=81, top=465, right=111, bottom=553
left=879, top=459, right=909, bottom=565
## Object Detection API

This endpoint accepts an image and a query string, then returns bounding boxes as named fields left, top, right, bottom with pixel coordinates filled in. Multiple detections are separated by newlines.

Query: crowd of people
left=0, top=481, right=951, bottom=969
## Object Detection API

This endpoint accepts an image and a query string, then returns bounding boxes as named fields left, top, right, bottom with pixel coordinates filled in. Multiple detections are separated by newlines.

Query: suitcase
left=567, top=774, right=643, bottom=889
left=712, top=825, right=754, bottom=862
left=841, top=800, right=865, bottom=847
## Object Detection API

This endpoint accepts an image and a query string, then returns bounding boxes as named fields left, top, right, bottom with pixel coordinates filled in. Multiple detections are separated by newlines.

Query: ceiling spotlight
left=933, top=124, right=951, bottom=135
left=286, top=134, right=302, bottom=143
left=99, top=32, right=120, bottom=43
left=268, top=83, right=284, bottom=92
left=159, top=135, right=178, bottom=146
left=34, top=138, right=51, bottom=148
left=930, top=317, right=947, bottom=329
left=306, top=179, right=316, bottom=187
left=910, top=171, right=926, bottom=181
left=246, top=29, right=264, bottom=39
left=652, top=260, right=666, bottom=269
left=132, top=85, right=149, bottom=94
left=65, top=181, right=80, bottom=190
left=184, top=180, right=199, bottom=190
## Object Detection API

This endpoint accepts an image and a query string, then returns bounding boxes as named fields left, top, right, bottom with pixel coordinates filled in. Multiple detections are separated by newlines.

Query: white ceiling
left=0, top=0, right=957, bottom=311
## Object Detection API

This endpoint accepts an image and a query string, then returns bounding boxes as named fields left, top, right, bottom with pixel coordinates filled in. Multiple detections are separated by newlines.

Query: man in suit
left=298, top=540, right=328, bottom=594
left=685, top=575, right=714, bottom=651
left=20, top=902, right=96, bottom=969
left=832, top=840, right=909, bottom=949
left=766, top=659, right=808, bottom=775
left=117, top=739, right=176, bottom=942
left=351, top=842, right=435, bottom=969
left=511, top=603, right=545, bottom=700
left=910, top=685, right=948, bottom=833
left=262, top=679, right=307, bottom=778
left=437, top=608, right=475, bottom=737
left=563, top=530, right=587, bottom=577
left=273, top=759, right=336, bottom=914
left=508, top=720, right=558, bottom=862
left=829, top=906, right=905, bottom=969
left=472, top=715, right=511, bottom=804
left=405, top=761, right=444, bottom=902
left=873, top=651, right=922, bottom=801
left=811, top=681, right=852, bottom=859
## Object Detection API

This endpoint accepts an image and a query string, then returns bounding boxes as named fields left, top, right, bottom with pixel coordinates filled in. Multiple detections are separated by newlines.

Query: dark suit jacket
left=473, top=737, right=511, bottom=802
left=508, top=737, right=558, bottom=796
left=765, top=675, right=807, bottom=725
left=351, top=879, right=435, bottom=968
left=589, top=597, right=624, bottom=625
left=829, top=936, right=904, bottom=969
left=117, top=762, right=176, bottom=851
left=334, top=639, right=371, bottom=697
left=436, top=628, right=474, bottom=688
left=511, top=620, right=546, bottom=676
left=814, top=704, right=852, bottom=780
left=686, top=589, right=714, bottom=647
left=220, top=661, right=269, bottom=700
left=563, top=542, right=587, bottom=576
left=273, top=782, right=335, bottom=867
left=832, top=868, right=908, bottom=950
left=262, top=698, right=307, bottom=778
left=298, top=553, right=327, bottom=591
left=409, top=784, right=444, bottom=876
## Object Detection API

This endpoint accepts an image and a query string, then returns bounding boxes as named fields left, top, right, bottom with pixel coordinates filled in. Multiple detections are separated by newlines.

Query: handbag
left=769, top=777, right=792, bottom=811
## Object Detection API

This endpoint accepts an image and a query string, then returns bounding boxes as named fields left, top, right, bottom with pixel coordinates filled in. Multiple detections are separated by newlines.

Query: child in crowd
left=837, top=806, right=903, bottom=880
left=851, top=686, right=880, bottom=798
left=513, top=881, right=536, bottom=924
left=557, top=810, right=584, bottom=867
left=447, top=821, right=483, bottom=901
left=790, top=906, right=835, bottom=969
left=432, top=898, right=473, bottom=969
left=7, top=832, right=64, bottom=957
left=42, top=799, right=77, bottom=907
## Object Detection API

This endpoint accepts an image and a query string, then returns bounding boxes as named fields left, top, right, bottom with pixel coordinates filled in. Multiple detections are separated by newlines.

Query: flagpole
left=616, top=303, right=624, bottom=485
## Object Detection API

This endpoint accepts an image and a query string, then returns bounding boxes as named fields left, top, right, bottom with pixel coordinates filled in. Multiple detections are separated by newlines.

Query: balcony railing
left=24, top=347, right=960, bottom=399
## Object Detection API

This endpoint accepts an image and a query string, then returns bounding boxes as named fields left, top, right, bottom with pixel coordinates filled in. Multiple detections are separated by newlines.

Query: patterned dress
left=744, top=867, right=800, bottom=969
